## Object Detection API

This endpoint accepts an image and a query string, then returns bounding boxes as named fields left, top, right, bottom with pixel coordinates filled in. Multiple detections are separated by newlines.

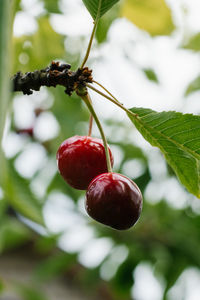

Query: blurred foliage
left=13, top=16, right=65, bottom=73
left=0, top=278, right=4, bottom=295
left=0, top=216, right=31, bottom=253
left=33, top=252, right=77, bottom=282
left=183, top=34, right=200, bottom=96
left=183, top=33, right=200, bottom=52
left=185, top=75, right=200, bottom=96
left=121, top=0, right=175, bottom=36
left=1, top=1, right=200, bottom=300
left=16, top=285, right=48, bottom=300
left=143, top=68, right=159, bottom=83
left=43, top=0, right=61, bottom=14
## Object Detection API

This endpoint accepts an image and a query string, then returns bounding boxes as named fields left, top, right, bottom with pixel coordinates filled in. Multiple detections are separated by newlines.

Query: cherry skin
left=57, top=135, right=114, bottom=190
left=85, top=173, right=142, bottom=230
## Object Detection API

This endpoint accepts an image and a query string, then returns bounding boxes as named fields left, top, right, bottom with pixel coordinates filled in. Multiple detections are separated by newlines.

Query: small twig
left=80, top=0, right=102, bottom=69
left=12, top=61, right=93, bottom=96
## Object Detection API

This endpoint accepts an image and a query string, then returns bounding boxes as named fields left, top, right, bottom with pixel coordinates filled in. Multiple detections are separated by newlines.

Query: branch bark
left=12, top=61, right=93, bottom=96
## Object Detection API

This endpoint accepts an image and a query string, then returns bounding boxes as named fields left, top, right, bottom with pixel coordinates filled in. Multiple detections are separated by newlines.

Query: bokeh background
left=1, top=0, right=200, bottom=299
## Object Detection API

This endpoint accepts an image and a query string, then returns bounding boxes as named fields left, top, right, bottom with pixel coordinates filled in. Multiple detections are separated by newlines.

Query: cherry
left=85, top=173, right=142, bottom=230
left=57, top=135, right=114, bottom=190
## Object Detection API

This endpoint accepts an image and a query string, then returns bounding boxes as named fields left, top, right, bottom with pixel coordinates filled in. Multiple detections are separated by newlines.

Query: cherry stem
left=92, top=80, right=120, bottom=104
left=86, top=83, right=137, bottom=118
left=88, top=115, right=93, bottom=136
left=81, top=93, right=112, bottom=173
left=86, top=93, right=94, bottom=136
left=80, top=0, right=102, bottom=69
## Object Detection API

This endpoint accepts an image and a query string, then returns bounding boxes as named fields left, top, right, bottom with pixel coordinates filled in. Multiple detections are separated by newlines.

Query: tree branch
left=12, top=61, right=93, bottom=96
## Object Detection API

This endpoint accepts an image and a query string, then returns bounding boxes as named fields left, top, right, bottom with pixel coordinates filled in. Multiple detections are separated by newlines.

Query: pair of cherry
left=57, top=135, right=142, bottom=230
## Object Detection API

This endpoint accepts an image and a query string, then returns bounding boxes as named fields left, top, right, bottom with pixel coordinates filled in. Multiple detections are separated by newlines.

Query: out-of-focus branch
left=12, top=61, right=93, bottom=96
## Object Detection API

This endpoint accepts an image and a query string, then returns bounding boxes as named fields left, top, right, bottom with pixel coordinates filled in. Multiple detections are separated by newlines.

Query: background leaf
left=0, top=0, right=13, bottom=142
left=185, top=75, right=200, bottom=96
left=183, top=33, right=200, bottom=51
left=0, top=0, right=15, bottom=219
left=0, top=217, right=31, bottom=253
left=43, top=0, right=61, bottom=14
left=4, top=161, right=44, bottom=225
left=82, top=0, right=119, bottom=20
left=121, top=0, right=175, bottom=36
left=143, top=68, right=159, bottom=83
left=13, top=16, right=65, bottom=73
left=128, top=107, right=200, bottom=197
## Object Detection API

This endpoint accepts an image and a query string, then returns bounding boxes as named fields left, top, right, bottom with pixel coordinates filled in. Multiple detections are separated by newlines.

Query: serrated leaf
left=128, top=108, right=200, bottom=198
left=121, top=0, right=175, bottom=36
left=183, top=33, right=200, bottom=52
left=82, top=0, right=119, bottom=20
left=185, top=75, right=200, bottom=96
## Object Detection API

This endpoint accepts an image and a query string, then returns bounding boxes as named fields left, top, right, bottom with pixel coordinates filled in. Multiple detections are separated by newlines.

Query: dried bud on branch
left=12, top=61, right=93, bottom=96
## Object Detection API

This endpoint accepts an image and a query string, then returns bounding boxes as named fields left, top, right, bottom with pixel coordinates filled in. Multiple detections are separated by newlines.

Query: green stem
left=86, top=83, right=137, bottom=118
left=81, top=93, right=112, bottom=173
left=80, top=0, right=102, bottom=69
left=87, top=93, right=93, bottom=136
left=93, top=80, right=120, bottom=103
left=88, top=115, right=93, bottom=136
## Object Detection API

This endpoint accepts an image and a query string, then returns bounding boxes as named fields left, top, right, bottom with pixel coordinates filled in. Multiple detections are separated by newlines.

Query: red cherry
left=57, top=136, right=114, bottom=190
left=85, top=173, right=142, bottom=230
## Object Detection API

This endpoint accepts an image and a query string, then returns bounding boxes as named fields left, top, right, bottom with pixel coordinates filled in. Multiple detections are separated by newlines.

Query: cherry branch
left=12, top=61, right=93, bottom=96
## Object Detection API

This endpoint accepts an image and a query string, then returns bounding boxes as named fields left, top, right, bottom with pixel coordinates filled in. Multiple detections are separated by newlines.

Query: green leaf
left=0, top=217, right=31, bottom=253
left=0, top=0, right=15, bottom=211
left=13, top=16, right=65, bottom=73
left=4, top=161, right=44, bottom=225
left=95, top=3, right=119, bottom=43
left=0, top=0, right=13, bottom=143
left=82, top=0, right=120, bottom=20
left=128, top=108, right=200, bottom=198
left=121, top=0, right=175, bottom=36
left=143, top=68, right=159, bottom=83
left=16, top=285, right=48, bottom=300
left=183, top=33, right=200, bottom=52
left=43, top=0, right=61, bottom=14
left=34, top=253, right=76, bottom=282
left=0, top=278, right=4, bottom=294
left=185, top=75, right=200, bottom=96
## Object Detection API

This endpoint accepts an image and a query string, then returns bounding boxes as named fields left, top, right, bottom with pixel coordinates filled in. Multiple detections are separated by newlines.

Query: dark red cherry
left=85, top=173, right=142, bottom=230
left=57, top=136, right=114, bottom=190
